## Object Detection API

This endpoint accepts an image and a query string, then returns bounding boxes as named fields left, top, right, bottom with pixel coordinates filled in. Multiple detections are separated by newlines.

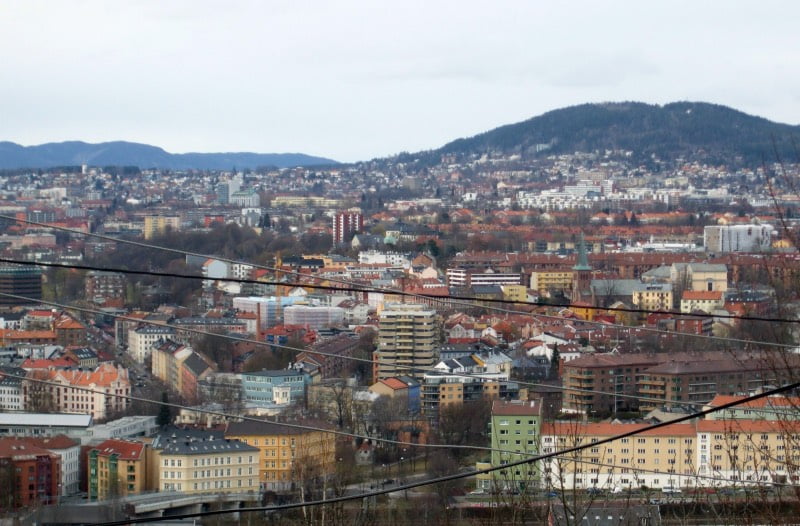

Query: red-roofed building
left=88, top=439, right=148, bottom=501
left=680, top=290, right=724, bottom=314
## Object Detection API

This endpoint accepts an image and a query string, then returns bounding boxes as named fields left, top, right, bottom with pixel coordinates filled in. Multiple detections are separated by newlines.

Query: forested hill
left=0, top=140, right=337, bottom=170
left=434, top=102, right=800, bottom=166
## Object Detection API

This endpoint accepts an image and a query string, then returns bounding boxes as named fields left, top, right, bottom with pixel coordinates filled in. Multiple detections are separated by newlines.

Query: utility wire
left=2, top=214, right=797, bottom=351
left=6, top=291, right=792, bottom=412
left=1, top=256, right=797, bottom=327
left=90, top=380, right=800, bottom=525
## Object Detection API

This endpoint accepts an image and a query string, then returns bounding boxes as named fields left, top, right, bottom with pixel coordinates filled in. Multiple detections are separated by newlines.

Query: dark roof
left=183, top=352, right=212, bottom=377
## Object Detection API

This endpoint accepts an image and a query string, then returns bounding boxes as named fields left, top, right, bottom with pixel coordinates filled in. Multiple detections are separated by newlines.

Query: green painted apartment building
left=477, top=399, right=542, bottom=492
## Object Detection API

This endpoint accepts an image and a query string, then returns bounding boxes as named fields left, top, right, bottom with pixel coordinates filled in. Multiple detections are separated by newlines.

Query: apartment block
left=477, top=399, right=541, bottom=492
left=374, top=303, right=439, bottom=382
left=225, top=419, right=336, bottom=492
left=88, top=439, right=147, bottom=501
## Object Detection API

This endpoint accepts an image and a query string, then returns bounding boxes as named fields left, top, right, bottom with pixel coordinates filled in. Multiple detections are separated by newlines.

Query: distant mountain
left=0, top=141, right=338, bottom=170
left=433, top=102, right=800, bottom=166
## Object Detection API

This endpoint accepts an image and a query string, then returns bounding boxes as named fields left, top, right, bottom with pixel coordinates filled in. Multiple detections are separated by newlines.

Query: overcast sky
left=2, top=1, right=799, bottom=162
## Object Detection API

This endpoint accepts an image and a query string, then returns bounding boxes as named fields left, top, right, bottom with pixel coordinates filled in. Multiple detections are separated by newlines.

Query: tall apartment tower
left=333, top=210, right=363, bottom=244
left=374, top=302, right=438, bottom=382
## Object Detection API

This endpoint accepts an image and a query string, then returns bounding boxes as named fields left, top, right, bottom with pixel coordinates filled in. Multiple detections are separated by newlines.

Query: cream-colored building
left=631, top=283, right=673, bottom=312
left=529, top=270, right=574, bottom=296
left=687, top=263, right=728, bottom=293
left=149, top=431, right=260, bottom=494
left=541, top=421, right=696, bottom=491
left=143, top=215, right=181, bottom=240
left=680, top=290, right=724, bottom=314
left=541, top=417, right=800, bottom=490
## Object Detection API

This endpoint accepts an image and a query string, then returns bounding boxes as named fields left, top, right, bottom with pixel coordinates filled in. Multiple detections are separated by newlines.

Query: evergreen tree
left=157, top=391, right=172, bottom=427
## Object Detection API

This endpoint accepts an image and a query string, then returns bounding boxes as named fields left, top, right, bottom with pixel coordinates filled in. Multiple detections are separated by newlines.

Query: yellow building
left=541, top=418, right=800, bottom=491
left=226, top=419, right=337, bottom=492
left=697, top=419, right=800, bottom=485
left=529, top=270, right=574, bottom=296
left=143, top=215, right=181, bottom=240
left=541, top=421, right=696, bottom=491
left=149, top=431, right=260, bottom=494
left=502, top=284, right=528, bottom=303
left=88, top=439, right=148, bottom=501
left=631, top=283, right=673, bottom=312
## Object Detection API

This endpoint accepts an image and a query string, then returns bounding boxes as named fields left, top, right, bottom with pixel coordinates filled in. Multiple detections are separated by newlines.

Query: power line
left=2, top=214, right=797, bottom=351
left=1, top=255, right=796, bottom=327
left=90, top=380, right=800, bottom=525
left=5, top=290, right=788, bottom=412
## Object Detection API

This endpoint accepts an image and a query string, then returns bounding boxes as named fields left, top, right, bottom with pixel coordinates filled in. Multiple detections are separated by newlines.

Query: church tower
left=572, top=233, right=592, bottom=301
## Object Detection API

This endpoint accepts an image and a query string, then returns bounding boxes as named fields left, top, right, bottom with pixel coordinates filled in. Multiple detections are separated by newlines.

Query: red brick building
left=0, top=438, right=61, bottom=510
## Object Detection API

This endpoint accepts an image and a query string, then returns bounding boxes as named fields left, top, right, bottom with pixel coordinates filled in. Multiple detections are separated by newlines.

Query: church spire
left=572, top=232, right=592, bottom=271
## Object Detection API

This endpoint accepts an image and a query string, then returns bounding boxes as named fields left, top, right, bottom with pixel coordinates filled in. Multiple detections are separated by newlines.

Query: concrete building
left=541, top=421, right=696, bottom=491
left=283, top=305, right=345, bottom=329
left=529, top=269, right=574, bottom=296
left=241, top=369, right=311, bottom=408
left=333, top=210, right=363, bottom=244
left=631, top=283, right=673, bottom=312
left=374, top=303, right=439, bottom=382
left=704, top=224, right=774, bottom=253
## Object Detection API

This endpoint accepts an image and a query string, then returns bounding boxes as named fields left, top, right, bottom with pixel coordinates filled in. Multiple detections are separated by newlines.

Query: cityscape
left=3, top=2, right=800, bottom=525
left=0, top=109, right=799, bottom=524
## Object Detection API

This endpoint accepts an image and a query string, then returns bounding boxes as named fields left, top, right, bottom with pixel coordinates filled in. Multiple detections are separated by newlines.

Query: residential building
left=85, top=271, right=126, bottom=306
left=27, top=435, right=81, bottom=496
left=478, top=399, right=541, bottom=492
left=128, top=324, right=176, bottom=364
left=0, top=438, right=61, bottom=509
left=333, top=210, right=363, bottom=244
left=529, top=269, right=574, bottom=296
left=24, top=363, right=131, bottom=420
left=0, top=265, right=42, bottom=306
left=703, top=394, right=800, bottom=421
left=143, top=215, right=180, bottom=240
left=0, top=366, right=25, bottom=411
left=149, top=429, right=259, bottom=494
left=151, top=339, right=190, bottom=387
left=374, top=303, right=439, bottom=382
left=225, top=419, right=336, bottom=492
left=680, top=290, right=724, bottom=314
left=88, top=439, right=148, bottom=501
left=540, top=421, right=696, bottom=491
left=631, top=283, right=673, bottom=312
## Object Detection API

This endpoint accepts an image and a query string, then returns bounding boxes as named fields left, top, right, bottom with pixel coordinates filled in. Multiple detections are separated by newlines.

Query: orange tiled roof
left=379, top=378, right=408, bottom=390
left=92, top=439, right=145, bottom=460
left=682, top=290, right=723, bottom=301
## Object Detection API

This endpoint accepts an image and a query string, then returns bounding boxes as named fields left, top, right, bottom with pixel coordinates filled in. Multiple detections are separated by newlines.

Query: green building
left=477, top=399, right=542, bottom=493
